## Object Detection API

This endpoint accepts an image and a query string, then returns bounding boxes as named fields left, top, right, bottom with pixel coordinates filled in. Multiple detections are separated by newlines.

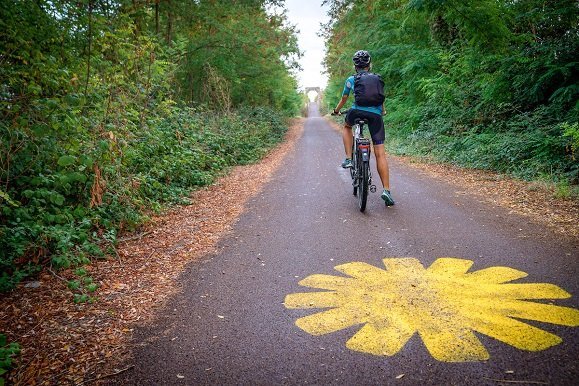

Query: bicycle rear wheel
left=350, top=141, right=356, bottom=174
left=351, top=142, right=357, bottom=196
left=358, top=160, right=369, bottom=212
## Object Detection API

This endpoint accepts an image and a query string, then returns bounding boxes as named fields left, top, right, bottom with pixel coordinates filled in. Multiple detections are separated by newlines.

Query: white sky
left=284, top=0, right=329, bottom=90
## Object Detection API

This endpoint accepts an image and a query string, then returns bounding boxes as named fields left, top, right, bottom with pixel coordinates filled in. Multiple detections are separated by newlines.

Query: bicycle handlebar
left=331, top=110, right=368, bottom=128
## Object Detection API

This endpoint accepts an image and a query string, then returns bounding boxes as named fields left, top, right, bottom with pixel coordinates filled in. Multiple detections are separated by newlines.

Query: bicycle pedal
left=370, top=185, right=377, bottom=193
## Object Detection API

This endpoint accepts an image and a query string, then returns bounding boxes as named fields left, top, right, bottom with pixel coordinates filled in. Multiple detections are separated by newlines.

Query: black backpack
left=354, top=72, right=385, bottom=107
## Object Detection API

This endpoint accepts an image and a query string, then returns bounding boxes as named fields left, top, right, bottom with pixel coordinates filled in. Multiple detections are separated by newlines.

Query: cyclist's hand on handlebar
left=331, top=109, right=339, bottom=116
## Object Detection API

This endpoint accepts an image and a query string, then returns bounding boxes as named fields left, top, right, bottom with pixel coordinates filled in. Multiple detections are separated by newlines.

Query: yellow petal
left=418, top=328, right=489, bottom=362
left=473, top=315, right=562, bottom=351
left=487, top=283, right=571, bottom=300
left=284, top=291, right=341, bottom=309
left=298, top=274, right=354, bottom=290
left=427, top=257, right=473, bottom=275
left=498, top=300, right=579, bottom=326
left=334, top=262, right=389, bottom=280
left=382, top=257, right=424, bottom=273
left=346, top=322, right=415, bottom=356
left=295, top=307, right=366, bottom=336
left=466, top=266, right=528, bottom=283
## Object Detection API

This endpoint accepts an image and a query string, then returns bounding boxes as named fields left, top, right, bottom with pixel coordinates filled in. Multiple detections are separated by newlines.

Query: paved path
left=119, top=104, right=578, bottom=385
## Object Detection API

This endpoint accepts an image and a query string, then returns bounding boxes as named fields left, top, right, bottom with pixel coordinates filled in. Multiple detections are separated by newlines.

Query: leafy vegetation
left=0, top=334, right=20, bottom=385
left=0, top=0, right=301, bottom=290
left=322, top=0, right=578, bottom=187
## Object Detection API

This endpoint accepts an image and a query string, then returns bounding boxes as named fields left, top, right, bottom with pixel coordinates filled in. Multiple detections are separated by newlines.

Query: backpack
left=353, top=72, right=385, bottom=107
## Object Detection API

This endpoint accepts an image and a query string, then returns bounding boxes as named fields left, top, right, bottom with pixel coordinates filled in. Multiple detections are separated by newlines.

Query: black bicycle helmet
left=353, top=50, right=371, bottom=68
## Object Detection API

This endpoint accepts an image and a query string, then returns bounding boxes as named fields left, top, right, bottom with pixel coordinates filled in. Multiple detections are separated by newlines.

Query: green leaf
left=0, top=190, right=19, bottom=207
left=74, top=294, right=89, bottom=303
left=67, top=172, right=87, bottom=183
left=80, top=156, right=94, bottom=168
left=74, top=268, right=87, bottom=276
left=31, top=124, right=50, bottom=136
left=67, top=280, right=80, bottom=290
left=57, top=155, right=76, bottom=167
left=50, top=193, right=65, bottom=206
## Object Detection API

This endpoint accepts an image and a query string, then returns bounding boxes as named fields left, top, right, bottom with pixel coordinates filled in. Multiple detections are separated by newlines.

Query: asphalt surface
left=116, top=104, right=578, bottom=385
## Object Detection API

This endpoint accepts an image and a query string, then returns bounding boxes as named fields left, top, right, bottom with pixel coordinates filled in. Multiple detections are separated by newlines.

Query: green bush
left=0, top=334, right=20, bottom=385
left=0, top=0, right=299, bottom=292
left=0, top=105, right=288, bottom=291
left=385, top=104, right=577, bottom=183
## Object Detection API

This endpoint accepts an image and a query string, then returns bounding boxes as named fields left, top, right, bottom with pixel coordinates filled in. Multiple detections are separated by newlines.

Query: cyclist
left=332, top=50, right=395, bottom=206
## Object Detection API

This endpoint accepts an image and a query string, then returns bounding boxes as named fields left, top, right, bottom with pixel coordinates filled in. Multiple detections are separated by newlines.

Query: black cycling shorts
left=345, top=109, right=385, bottom=145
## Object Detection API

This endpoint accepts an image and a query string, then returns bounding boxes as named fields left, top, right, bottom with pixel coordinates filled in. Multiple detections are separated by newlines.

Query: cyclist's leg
left=343, top=109, right=357, bottom=159
left=366, top=112, right=390, bottom=190
left=343, top=124, right=353, bottom=159
left=373, top=144, right=390, bottom=190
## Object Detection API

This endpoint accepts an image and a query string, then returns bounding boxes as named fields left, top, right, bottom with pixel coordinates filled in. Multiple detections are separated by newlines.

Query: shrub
left=0, top=105, right=288, bottom=291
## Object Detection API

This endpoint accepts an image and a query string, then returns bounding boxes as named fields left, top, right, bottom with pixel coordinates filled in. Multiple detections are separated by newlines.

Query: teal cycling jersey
left=342, top=72, right=383, bottom=115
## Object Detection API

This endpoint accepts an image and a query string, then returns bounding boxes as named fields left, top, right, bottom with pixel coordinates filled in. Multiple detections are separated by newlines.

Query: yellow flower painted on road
left=284, top=258, right=579, bottom=362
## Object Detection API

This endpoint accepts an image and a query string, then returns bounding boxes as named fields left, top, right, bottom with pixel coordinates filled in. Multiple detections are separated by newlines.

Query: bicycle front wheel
left=358, top=160, right=369, bottom=212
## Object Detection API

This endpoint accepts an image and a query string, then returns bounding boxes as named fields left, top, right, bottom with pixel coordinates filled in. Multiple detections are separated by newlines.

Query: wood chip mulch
left=327, top=118, right=578, bottom=240
left=0, top=118, right=304, bottom=385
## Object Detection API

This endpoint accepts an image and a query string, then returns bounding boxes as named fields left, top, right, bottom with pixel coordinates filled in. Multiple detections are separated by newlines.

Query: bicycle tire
left=350, top=142, right=356, bottom=180
left=351, top=142, right=357, bottom=195
left=358, top=160, right=369, bottom=212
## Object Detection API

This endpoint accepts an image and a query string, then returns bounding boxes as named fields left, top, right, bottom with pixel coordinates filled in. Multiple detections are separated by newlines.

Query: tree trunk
left=166, top=0, right=173, bottom=45
left=155, top=0, right=159, bottom=35
left=84, top=0, right=93, bottom=96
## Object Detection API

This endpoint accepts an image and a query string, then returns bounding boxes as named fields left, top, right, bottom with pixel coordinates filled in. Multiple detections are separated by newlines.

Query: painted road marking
left=284, top=257, right=579, bottom=362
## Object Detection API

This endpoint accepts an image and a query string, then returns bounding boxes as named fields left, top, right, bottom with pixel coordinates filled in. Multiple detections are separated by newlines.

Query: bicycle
left=336, top=110, right=377, bottom=212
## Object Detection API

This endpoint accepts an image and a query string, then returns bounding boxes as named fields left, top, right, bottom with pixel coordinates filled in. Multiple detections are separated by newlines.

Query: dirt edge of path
left=326, top=117, right=578, bottom=240
left=1, top=118, right=305, bottom=385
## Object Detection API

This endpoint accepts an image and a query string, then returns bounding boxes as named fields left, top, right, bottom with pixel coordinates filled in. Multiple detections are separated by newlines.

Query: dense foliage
left=0, top=334, right=20, bottom=385
left=0, top=0, right=301, bottom=290
left=322, top=0, right=578, bottom=186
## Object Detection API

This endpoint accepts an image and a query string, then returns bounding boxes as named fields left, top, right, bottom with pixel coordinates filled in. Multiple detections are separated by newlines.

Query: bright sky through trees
left=285, top=0, right=329, bottom=90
